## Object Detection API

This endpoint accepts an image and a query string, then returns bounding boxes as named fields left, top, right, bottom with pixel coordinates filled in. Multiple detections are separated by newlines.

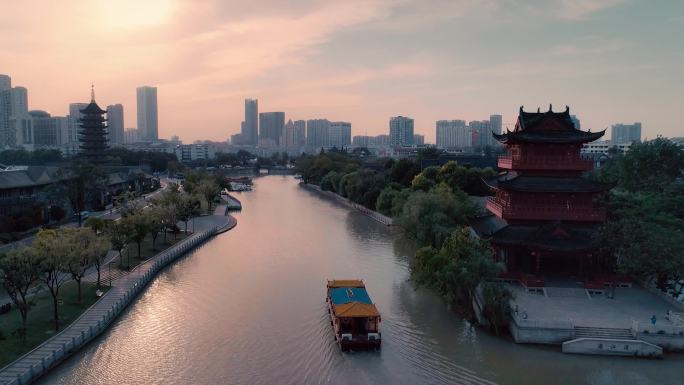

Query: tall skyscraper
left=66, top=103, right=88, bottom=147
left=489, top=114, right=503, bottom=135
left=0, top=75, right=12, bottom=148
left=0, top=75, right=10, bottom=91
left=306, top=119, right=330, bottom=148
left=242, top=99, right=258, bottom=146
left=436, top=120, right=469, bottom=148
left=389, top=116, right=414, bottom=146
left=294, top=120, right=306, bottom=147
left=611, top=122, right=641, bottom=144
left=283, top=119, right=296, bottom=148
left=328, top=121, right=351, bottom=148
left=136, top=86, right=158, bottom=141
left=0, top=76, right=29, bottom=148
left=469, top=120, right=492, bottom=148
left=107, top=104, right=124, bottom=146
left=258, top=111, right=285, bottom=147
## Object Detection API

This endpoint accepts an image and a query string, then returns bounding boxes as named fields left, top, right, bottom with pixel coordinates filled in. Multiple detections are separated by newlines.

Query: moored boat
left=326, top=280, right=381, bottom=351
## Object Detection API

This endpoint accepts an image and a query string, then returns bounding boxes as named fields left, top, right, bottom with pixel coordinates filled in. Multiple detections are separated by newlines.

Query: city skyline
left=1, top=1, right=682, bottom=143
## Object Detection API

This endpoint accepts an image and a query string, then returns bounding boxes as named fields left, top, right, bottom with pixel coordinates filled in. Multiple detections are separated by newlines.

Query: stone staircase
left=545, top=287, right=588, bottom=299
left=574, top=326, right=635, bottom=340
left=564, top=326, right=662, bottom=357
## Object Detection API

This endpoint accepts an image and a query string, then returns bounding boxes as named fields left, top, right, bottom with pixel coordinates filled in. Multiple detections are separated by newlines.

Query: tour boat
left=326, top=280, right=381, bottom=351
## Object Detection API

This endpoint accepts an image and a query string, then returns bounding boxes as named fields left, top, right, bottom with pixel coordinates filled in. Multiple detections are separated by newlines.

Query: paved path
left=0, top=207, right=235, bottom=385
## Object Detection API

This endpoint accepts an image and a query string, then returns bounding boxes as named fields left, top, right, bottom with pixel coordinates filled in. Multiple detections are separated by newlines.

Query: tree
left=107, top=220, right=132, bottom=268
left=480, top=282, right=514, bottom=335
left=159, top=204, right=179, bottom=241
left=33, top=230, right=71, bottom=331
left=0, top=248, right=40, bottom=327
left=124, top=213, right=152, bottom=259
left=176, top=193, right=201, bottom=233
left=198, top=179, right=219, bottom=214
left=595, top=138, right=684, bottom=193
left=398, top=184, right=477, bottom=248
left=70, top=227, right=111, bottom=290
left=50, top=161, right=109, bottom=227
left=411, top=227, right=502, bottom=306
left=64, top=228, right=93, bottom=304
left=147, top=209, right=165, bottom=251
left=84, top=217, right=106, bottom=235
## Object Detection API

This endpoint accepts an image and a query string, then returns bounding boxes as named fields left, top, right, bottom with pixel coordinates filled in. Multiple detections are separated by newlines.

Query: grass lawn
left=117, top=231, right=190, bottom=271
left=0, top=281, right=109, bottom=368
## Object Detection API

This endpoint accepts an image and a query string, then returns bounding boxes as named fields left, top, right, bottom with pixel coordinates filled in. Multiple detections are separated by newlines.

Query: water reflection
left=39, top=176, right=683, bottom=385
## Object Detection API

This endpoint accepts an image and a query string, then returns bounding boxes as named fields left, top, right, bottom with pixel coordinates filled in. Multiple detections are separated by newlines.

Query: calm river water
left=40, top=176, right=684, bottom=385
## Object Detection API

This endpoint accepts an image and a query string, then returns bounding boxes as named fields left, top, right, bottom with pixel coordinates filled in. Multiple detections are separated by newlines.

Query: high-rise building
left=107, top=104, right=124, bottom=146
left=389, top=116, right=414, bottom=146
left=258, top=111, right=285, bottom=148
left=352, top=135, right=370, bottom=147
left=611, top=122, right=641, bottom=144
left=469, top=120, right=492, bottom=148
left=436, top=120, right=469, bottom=149
left=490, top=114, right=503, bottom=136
left=294, top=120, right=306, bottom=147
left=371, top=134, right=390, bottom=147
left=8, top=87, right=28, bottom=117
left=136, top=86, right=158, bottom=141
left=10, top=115, right=33, bottom=148
left=124, top=128, right=139, bottom=143
left=283, top=119, right=297, bottom=148
left=329, top=121, right=351, bottom=149
left=306, top=119, right=330, bottom=148
left=0, top=75, right=10, bottom=91
left=0, top=76, right=29, bottom=148
left=0, top=75, right=11, bottom=148
left=242, top=99, right=258, bottom=146
left=413, top=134, right=425, bottom=146
left=65, top=103, right=88, bottom=148
left=28, top=110, right=62, bottom=148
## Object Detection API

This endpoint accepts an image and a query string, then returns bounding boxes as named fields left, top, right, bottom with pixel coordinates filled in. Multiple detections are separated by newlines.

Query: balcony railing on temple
left=497, top=154, right=594, bottom=171
left=485, top=197, right=606, bottom=222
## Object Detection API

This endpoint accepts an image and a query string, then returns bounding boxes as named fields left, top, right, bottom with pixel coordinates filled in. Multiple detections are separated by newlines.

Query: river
left=39, top=176, right=684, bottom=385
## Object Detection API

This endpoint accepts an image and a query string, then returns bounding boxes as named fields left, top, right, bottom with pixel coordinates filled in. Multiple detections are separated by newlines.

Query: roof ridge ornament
left=548, top=104, right=553, bottom=112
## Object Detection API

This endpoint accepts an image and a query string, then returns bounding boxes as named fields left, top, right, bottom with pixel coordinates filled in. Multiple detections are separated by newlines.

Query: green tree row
left=593, top=138, right=684, bottom=296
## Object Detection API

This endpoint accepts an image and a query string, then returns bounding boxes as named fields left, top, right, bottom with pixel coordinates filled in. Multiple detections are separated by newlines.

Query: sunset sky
left=1, top=0, right=682, bottom=142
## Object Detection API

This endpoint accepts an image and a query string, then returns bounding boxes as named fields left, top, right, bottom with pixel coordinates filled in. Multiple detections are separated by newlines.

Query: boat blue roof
left=329, top=287, right=373, bottom=305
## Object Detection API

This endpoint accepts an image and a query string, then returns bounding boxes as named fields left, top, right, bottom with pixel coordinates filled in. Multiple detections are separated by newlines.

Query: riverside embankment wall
left=0, top=216, right=236, bottom=385
left=301, top=184, right=392, bottom=226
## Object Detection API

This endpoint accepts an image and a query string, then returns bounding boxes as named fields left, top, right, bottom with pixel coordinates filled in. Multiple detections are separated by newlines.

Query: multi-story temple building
left=78, top=87, right=109, bottom=164
left=484, top=106, right=613, bottom=287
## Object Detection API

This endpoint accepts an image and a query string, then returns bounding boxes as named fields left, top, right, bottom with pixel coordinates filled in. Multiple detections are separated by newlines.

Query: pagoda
left=78, top=85, right=109, bottom=164
left=485, top=105, right=612, bottom=286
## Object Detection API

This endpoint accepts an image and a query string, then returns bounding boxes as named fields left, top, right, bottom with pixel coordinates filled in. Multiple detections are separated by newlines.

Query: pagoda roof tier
left=491, top=222, right=599, bottom=252
left=486, top=173, right=612, bottom=193
left=494, top=105, right=605, bottom=144
left=80, top=102, right=106, bottom=115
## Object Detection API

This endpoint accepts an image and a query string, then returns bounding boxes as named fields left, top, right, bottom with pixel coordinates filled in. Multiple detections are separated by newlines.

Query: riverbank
left=0, top=210, right=236, bottom=385
left=300, top=183, right=392, bottom=226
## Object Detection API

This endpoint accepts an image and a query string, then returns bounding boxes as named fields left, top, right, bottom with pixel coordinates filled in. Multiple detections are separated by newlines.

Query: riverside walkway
left=0, top=209, right=236, bottom=385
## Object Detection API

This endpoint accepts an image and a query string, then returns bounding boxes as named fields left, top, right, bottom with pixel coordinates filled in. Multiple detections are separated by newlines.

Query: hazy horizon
left=1, top=0, right=682, bottom=143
